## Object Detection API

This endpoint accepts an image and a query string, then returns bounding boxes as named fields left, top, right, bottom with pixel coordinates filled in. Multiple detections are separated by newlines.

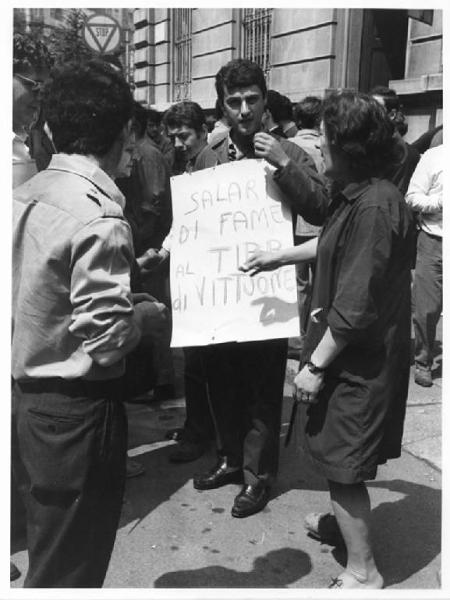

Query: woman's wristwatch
left=306, top=360, right=325, bottom=375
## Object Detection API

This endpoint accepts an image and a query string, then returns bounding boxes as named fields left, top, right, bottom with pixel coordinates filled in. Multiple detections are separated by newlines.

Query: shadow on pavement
left=120, top=393, right=327, bottom=531
left=327, top=479, right=441, bottom=587
left=369, top=479, right=441, bottom=587
left=154, top=547, right=312, bottom=588
left=119, top=444, right=216, bottom=530
left=270, top=427, right=441, bottom=589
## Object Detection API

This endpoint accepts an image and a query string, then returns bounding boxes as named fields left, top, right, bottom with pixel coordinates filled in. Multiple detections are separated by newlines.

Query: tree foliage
left=13, top=31, right=54, bottom=73
left=13, top=9, right=126, bottom=74
left=47, top=9, right=96, bottom=66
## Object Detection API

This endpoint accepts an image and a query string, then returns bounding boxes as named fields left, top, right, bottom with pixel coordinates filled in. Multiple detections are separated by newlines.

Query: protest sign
left=169, top=159, right=300, bottom=346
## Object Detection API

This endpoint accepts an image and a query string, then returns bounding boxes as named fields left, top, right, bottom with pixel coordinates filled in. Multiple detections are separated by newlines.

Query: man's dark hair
left=131, top=101, right=149, bottom=138
left=294, top=96, right=323, bottom=130
left=369, top=85, right=401, bottom=112
left=147, top=108, right=162, bottom=126
left=214, top=98, right=224, bottom=120
left=266, top=90, right=293, bottom=124
left=370, top=85, right=408, bottom=136
left=205, top=114, right=216, bottom=133
left=162, top=101, right=206, bottom=133
left=215, top=58, right=267, bottom=106
left=42, top=60, right=133, bottom=156
left=323, top=90, right=396, bottom=177
left=279, top=94, right=294, bottom=122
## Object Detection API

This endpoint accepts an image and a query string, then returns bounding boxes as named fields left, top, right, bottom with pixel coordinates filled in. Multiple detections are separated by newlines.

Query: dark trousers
left=11, top=377, right=127, bottom=588
left=413, top=231, right=442, bottom=368
left=183, top=347, right=215, bottom=443
left=204, top=338, right=287, bottom=484
left=142, top=270, right=175, bottom=389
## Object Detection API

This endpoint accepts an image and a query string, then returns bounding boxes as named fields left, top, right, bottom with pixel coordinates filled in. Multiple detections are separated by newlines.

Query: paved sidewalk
left=10, top=323, right=442, bottom=590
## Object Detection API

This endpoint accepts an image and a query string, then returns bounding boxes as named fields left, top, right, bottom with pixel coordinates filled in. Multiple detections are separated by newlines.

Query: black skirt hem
left=301, top=445, right=379, bottom=484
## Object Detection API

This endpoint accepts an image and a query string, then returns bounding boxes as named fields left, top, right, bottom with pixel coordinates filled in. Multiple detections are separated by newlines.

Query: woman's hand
left=253, top=132, right=290, bottom=169
left=239, top=250, right=282, bottom=276
left=293, top=365, right=324, bottom=404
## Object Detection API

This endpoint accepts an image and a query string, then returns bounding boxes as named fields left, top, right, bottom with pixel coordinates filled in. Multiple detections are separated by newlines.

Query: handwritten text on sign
left=169, top=159, right=300, bottom=346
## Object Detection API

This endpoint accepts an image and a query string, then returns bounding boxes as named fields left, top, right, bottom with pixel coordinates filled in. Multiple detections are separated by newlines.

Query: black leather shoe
left=231, top=481, right=270, bottom=518
left=193, top=457, right=242, bottom=490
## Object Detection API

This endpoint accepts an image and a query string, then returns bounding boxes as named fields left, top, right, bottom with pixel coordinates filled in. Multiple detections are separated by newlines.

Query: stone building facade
left=131, top=7, right=443, bottom=142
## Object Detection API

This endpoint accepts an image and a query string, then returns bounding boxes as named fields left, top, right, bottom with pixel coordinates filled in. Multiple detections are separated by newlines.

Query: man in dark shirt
left=261, top=89, right=288, bottom=139
left=118, top=102, right=172, bottom=256
left=370, top=86, right=420, bottom=195
left=139, top=101, right=220, bottom=464
left=117, top=101, right=175, bottom=461
left=146, top=108, right=176, bottom=173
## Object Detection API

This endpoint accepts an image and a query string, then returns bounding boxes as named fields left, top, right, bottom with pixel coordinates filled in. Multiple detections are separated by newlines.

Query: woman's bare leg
left=328, top=480, right=383, bottom=588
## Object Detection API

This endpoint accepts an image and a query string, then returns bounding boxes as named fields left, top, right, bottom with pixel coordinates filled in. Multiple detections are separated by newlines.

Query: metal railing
left=172, top=8, right=192, bottom=101
left=242, top=8, right=273, bottom=75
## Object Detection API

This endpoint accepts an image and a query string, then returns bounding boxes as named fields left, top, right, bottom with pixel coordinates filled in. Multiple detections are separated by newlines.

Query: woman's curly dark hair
left=42, top=60, right=133, bottom=156
left=323, top=90, right=397, bottom=177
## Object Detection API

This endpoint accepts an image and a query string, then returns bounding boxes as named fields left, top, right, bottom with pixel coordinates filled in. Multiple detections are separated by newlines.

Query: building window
left=172, top=8, right=192, bottom=102
left=50, top=8, right=63, bottom=20
left=242, top=8, right=273, bottom=75
left=30, top=8, right=44, bottom=23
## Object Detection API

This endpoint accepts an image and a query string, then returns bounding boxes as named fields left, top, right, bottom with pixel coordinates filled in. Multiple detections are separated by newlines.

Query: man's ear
left=388, top=108, right=398, bottom=120
left=262, top=108, right=271, bottom=124
left=124, top=119, right=134, bottom=136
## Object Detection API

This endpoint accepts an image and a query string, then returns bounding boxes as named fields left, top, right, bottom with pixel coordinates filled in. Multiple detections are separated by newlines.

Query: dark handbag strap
left=284, top=396, right=298, bottom=447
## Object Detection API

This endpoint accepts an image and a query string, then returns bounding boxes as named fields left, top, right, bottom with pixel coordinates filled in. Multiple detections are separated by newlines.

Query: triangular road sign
left=83, top=15, right=121, bottom=54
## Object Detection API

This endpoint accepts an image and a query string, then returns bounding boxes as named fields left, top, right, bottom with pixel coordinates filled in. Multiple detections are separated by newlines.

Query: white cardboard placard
left=169, top=159, right=300, bottom=347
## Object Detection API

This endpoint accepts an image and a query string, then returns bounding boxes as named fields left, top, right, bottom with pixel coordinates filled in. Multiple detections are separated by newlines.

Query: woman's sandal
left=328, top=573, right=384, bottom=589
left=328, top=577, right=343, bottom=588
left=304, top=512, right=344, bottom=546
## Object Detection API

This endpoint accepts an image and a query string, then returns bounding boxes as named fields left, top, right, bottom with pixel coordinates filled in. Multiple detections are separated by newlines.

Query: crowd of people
left=12, top=41, right=442, bottom=590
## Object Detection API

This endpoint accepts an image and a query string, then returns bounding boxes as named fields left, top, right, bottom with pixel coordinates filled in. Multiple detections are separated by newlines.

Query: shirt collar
left=227, top=133, right=256, bottom=161
left=282, top=121, right=297, bottom=133
left=339, top=179, right=374, bottom=204
left=185, top=141, right=208, bottom=171
left=47, top=153, right=126, bottom=210
left=295, top=129, right=319, bottom=138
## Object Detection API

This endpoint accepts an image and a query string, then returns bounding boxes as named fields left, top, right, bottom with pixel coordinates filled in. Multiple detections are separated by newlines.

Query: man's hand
left=253, top=132, right=290, bottom=169
left=293, top=365, right=324, bottom=405
left=132, top=292, right=158, bottom=304
left=134, top=299, right=169, bottom=340
left=239, top=250, right=282, bottom=276
left=136, top=248, right=164, bottom=272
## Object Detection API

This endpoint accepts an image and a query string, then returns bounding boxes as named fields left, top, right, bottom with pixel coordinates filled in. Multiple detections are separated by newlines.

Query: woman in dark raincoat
left=240, top=90, right=415, bottom=589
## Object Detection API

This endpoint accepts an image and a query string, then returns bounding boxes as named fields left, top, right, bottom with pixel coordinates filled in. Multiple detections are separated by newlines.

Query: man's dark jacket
left=209, top=132, right=329, bottom=227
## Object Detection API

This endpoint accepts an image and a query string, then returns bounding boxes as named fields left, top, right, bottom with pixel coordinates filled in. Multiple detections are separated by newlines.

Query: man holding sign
left=187, top=59, right=328, bottom=518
